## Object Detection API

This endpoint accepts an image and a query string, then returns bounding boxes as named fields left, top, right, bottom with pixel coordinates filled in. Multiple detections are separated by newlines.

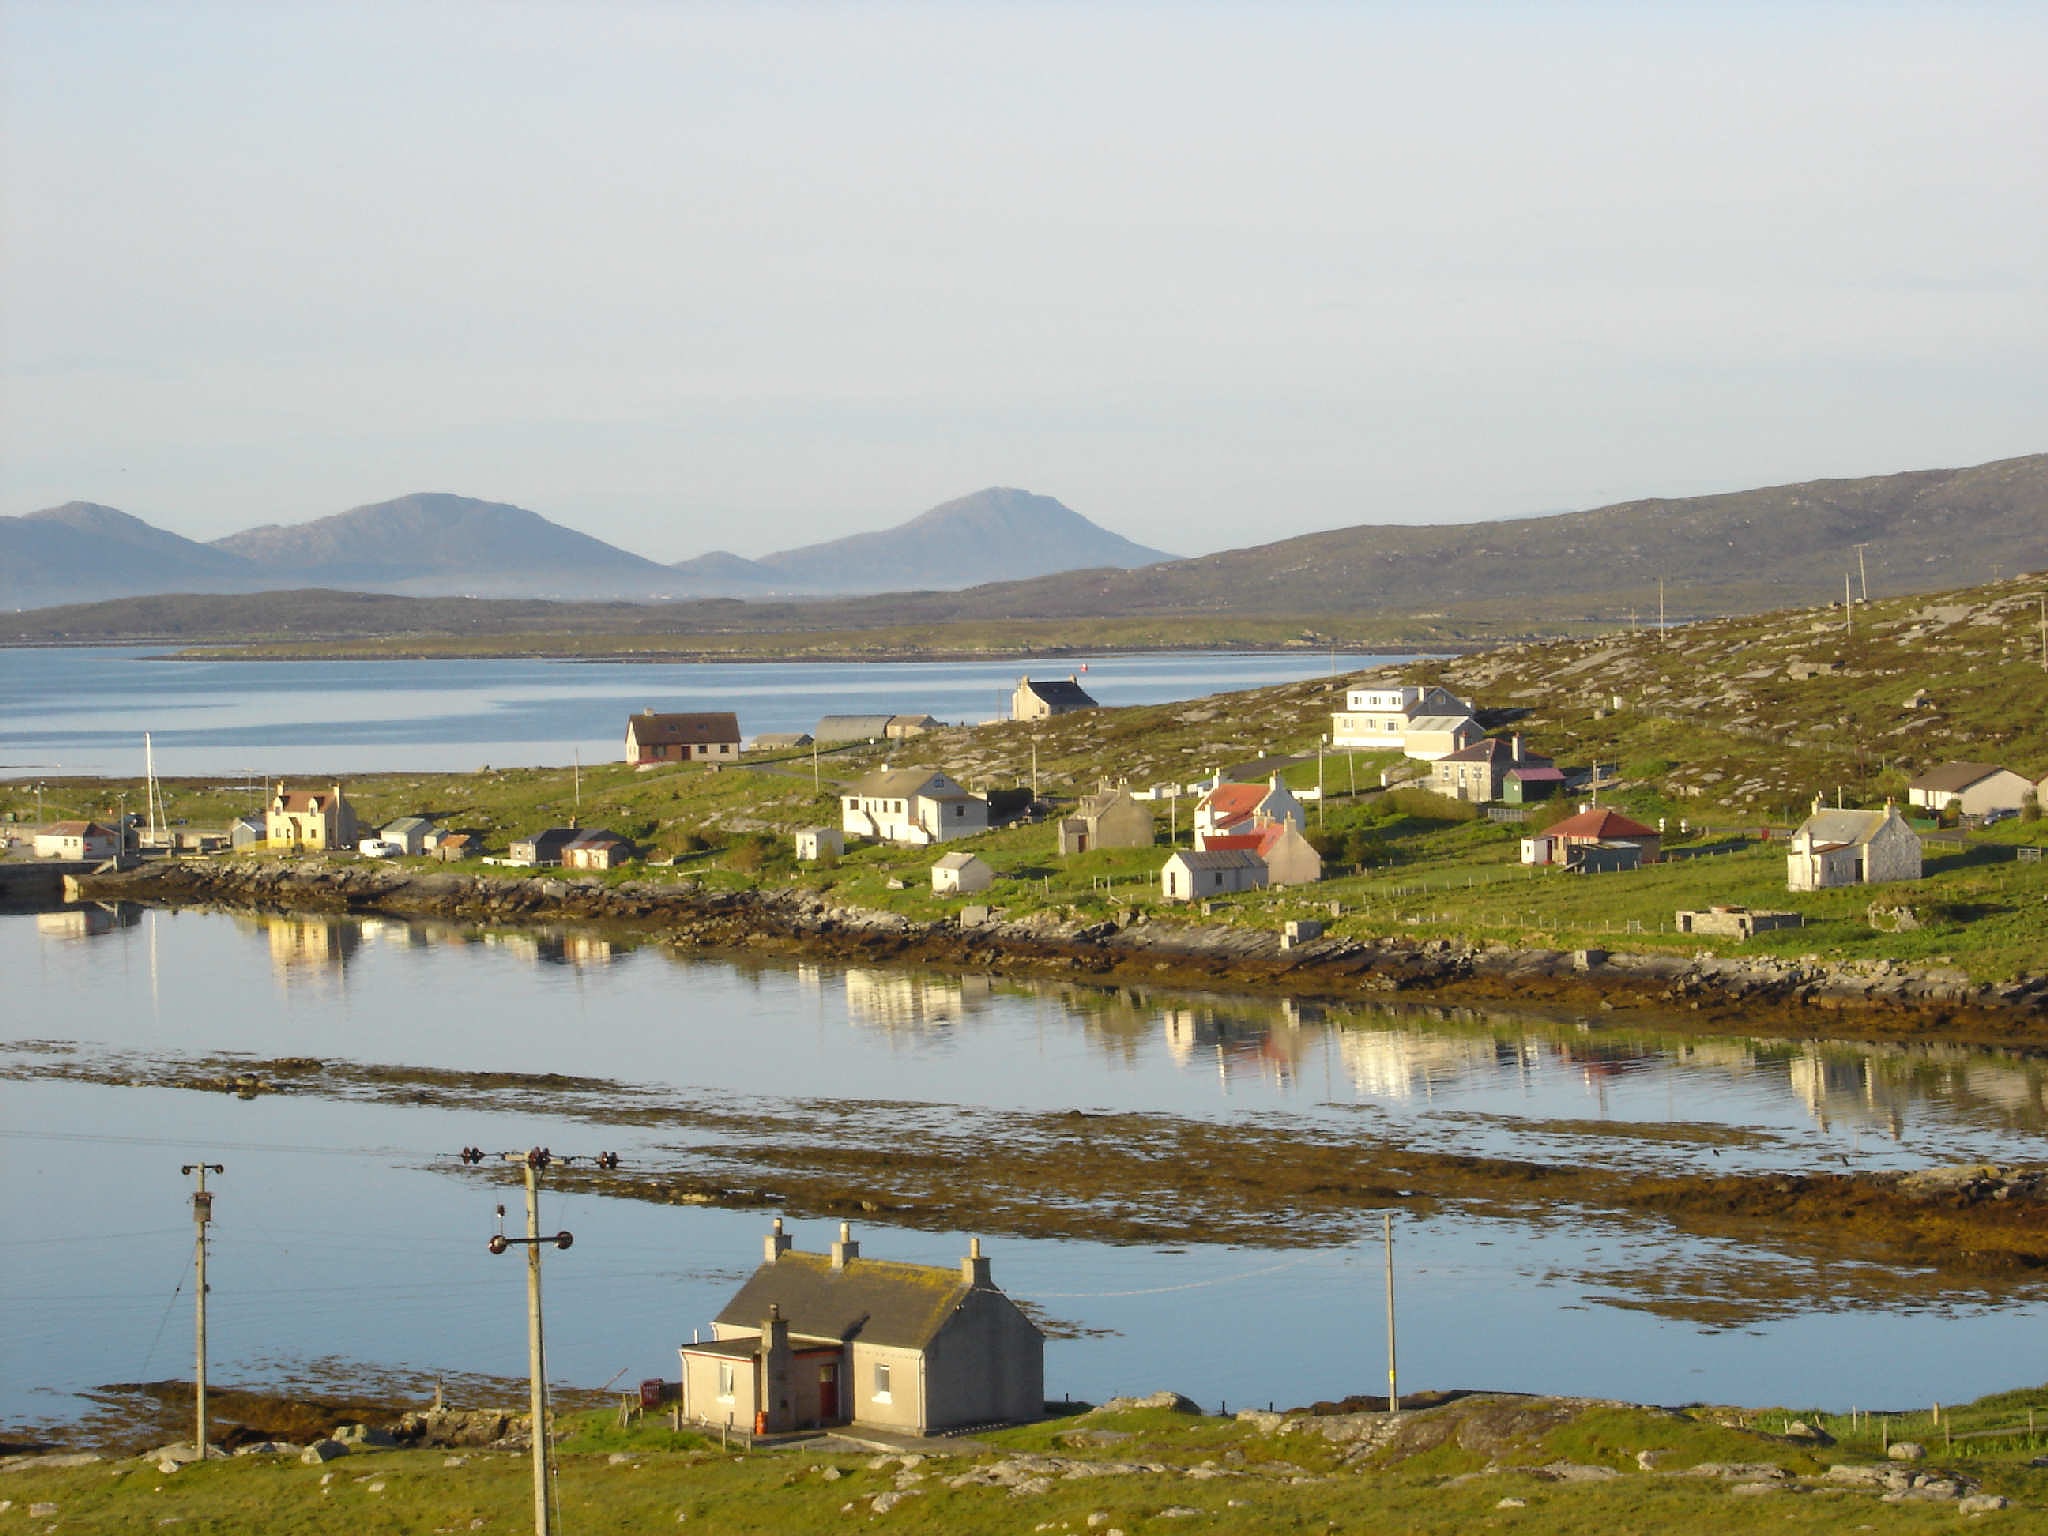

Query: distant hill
left=899, top=452, right=2048, bottom=623
left=0, top=502, right=256, bottom=608
left=210, top=492, right=681, bottom=599
left=736, top=487, right=1175, bottom=594
left=5, top=486, right=1173, bottom=606
left=8, top=455, right=2042, bottom=626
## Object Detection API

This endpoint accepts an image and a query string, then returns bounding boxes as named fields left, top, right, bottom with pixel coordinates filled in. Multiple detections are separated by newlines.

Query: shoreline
left=74, top=858, right=2048, bottom=1045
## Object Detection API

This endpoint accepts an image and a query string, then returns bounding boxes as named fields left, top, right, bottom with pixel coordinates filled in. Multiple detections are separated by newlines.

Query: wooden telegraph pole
left=182, top=1162, right=224, bottom=1459
left=473, top=1145, right=618, bottom=1536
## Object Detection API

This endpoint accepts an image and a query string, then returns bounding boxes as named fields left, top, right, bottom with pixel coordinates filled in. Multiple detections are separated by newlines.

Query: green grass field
left=6, top=1386, right=2044, bottom=1534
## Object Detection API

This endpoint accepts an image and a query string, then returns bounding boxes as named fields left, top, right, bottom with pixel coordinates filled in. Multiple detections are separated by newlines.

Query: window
left=716, top=1362, right=735, bottom=1401
left=872, top=1362, right=892, bottom=1401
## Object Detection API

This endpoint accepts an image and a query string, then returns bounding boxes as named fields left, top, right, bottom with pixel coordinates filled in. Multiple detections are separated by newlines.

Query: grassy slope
left=10, top=574, right=2047, bottom=981
left=5, top=1391, right=2044, bottom=1534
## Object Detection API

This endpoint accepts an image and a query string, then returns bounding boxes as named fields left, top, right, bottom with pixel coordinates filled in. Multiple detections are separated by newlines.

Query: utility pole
left=1383, top=1213, right=1399, bottom=1419
left=1853, top=542, right=1870, bottom=603
left=1317, top=739, right=1326, bottom=830
left=1844, top=574, right=1853, bottom=636
left=2039, top=595, right=2046, bottom=674
left=811, top=737, right=819, bottom=793
left=474, top=1146, right=617, bottom=1536
left=1031, top=739, right=1040, bottom=805
left=182, top=1161, right=224, bottom=1458
left=1658, top=577, right=1666, bottom=640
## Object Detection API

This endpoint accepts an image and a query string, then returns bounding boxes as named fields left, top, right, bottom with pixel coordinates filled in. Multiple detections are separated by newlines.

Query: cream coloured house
left=1906, top=762, right=2034, bottom=818
left=1330, top=684, right=1475, bottom=754
left=266, top=784, right=359, bottom=851
left=679, top=1221, right=1042, bottom=1436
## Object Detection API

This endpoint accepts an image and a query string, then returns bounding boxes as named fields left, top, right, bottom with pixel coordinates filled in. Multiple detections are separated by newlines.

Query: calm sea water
left=5, top=905, right=2045, bottom=1434
left=0, top=647, right=1394, bottom=780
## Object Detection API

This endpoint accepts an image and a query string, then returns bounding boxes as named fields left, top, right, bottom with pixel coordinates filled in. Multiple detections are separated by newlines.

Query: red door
left=818, top=1363, right=839, bottom=1421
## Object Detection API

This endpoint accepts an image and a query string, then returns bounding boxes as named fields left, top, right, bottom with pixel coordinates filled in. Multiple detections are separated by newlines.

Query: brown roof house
left=1906, top=762, right=2034, bottom=818
left=1787, top=799, right=1922, bottom=891
left=561, top=828, right=636, bottom=870
left=1538, top=806, right=1662, bottom=864
left=626, top=710, right=741, bottom=767
left=679, top=1220, right=1043, bottom=1437
left=1012, top=674, right=1098, bottom=721
left=1057, top=783, right=1156, bottom=855
left=265, top=784, right=359, bottom=851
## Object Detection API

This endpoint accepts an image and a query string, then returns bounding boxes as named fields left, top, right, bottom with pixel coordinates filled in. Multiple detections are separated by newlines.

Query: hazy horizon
left=5, top=2, right=2043, bottom=562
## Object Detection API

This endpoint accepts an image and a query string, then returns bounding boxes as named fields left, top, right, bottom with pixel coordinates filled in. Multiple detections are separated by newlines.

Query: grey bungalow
left=679, top=1220, right=1043, bottom=1437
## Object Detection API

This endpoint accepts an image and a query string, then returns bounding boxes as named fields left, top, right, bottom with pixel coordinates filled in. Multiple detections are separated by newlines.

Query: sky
left=3, top=2, right=2043, bottom=563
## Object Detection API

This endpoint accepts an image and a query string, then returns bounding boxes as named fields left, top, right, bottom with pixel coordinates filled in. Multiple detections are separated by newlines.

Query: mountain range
left=5, top=454, right=2044, bottom=638
left=0, top=488, right=1176, bottom=609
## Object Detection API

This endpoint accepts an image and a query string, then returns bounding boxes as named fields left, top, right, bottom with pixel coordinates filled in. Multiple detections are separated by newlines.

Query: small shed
left=795, top=827, right=844, bottom=862
left=381, top=815, right=435, bottom=856
left=1160, top=848, right=1267, bottom=902
left=931, top=851, right=994, bottom=896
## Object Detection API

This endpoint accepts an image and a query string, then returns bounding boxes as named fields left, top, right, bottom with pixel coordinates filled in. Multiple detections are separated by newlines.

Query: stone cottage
left=679, top=1221, right=1043, bottom=1436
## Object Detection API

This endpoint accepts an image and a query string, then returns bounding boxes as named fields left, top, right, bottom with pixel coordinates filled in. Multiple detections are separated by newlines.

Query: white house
left=930, top=851, right=994, bottom=896
left=842, top=769, right=989, bottom=846
left=1161, top=848, right=1268, bottom=902
left=1906, top=762, right=2034, bottom=818
left=1786, top=799, right=1923, bottom=891
left=33, top=821, right=119, bottom=861
left=1193, top=775, right=1304, bottom=846
left=1330, top=684, right=1475, bottom=754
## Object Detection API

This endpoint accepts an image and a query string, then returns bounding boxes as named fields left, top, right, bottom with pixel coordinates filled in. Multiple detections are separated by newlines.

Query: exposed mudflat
left=12, top=1044, right=2048, bottom=1330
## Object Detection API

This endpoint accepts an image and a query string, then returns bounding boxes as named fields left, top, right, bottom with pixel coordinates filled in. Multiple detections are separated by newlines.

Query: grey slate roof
left=1166, top=849, right=1267, bottom=872
left=850, top=768, right=955, bottom=799
left=715, top=1251, right=978, bottom=1351
left=1908, top=762, right=2008, bottom=795
left=1019, top=677, right=1098, bottom=710
left=816, top=714, right=899, bottom=742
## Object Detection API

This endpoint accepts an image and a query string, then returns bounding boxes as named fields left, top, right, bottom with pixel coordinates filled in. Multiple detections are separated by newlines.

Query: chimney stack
left=830, top=1221, right=859, bottom=1270
left=764, top=1216, right=792, bottom=1264
left=961, top=1236, right=992, bottom=1288
left=1512, top=732, right=1523, bottom=764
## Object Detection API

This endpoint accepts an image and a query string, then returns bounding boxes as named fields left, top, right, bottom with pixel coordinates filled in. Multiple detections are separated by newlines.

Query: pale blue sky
left=4, top=2, right=2043, bottom=561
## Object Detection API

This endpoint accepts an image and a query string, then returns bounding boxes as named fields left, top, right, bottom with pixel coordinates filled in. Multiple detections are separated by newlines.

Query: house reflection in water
left=259, top=914, right=364, bottom=984
left=843, top=968, right=990, bottom=1033
left=479, top=928, right=618, bottom=968
left=35, top=902, right=142, bottom=941
left=1161, top=1004, right=1315, bottom=1090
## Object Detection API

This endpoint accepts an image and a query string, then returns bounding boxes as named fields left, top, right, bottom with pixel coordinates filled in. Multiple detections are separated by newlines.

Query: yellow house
left=265, top=784, right=360, bottom=851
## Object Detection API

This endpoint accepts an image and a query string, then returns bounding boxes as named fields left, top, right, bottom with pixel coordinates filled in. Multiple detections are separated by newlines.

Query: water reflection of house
left=1160, top=1005, right=1313, bottom=1089
left=843, top=969, right=989, bottom=1032
left=35, top=902, right=142, bottom=940
left=1335, top=1030, right=1531, bottom=1100
left=1786, top=1047, right=1911, bottom=1140
left=264, top=915, right=363, bottom=978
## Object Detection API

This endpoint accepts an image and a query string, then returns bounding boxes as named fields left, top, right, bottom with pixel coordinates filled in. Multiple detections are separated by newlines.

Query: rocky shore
left=77, top=858, right=2048, bottom=1042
